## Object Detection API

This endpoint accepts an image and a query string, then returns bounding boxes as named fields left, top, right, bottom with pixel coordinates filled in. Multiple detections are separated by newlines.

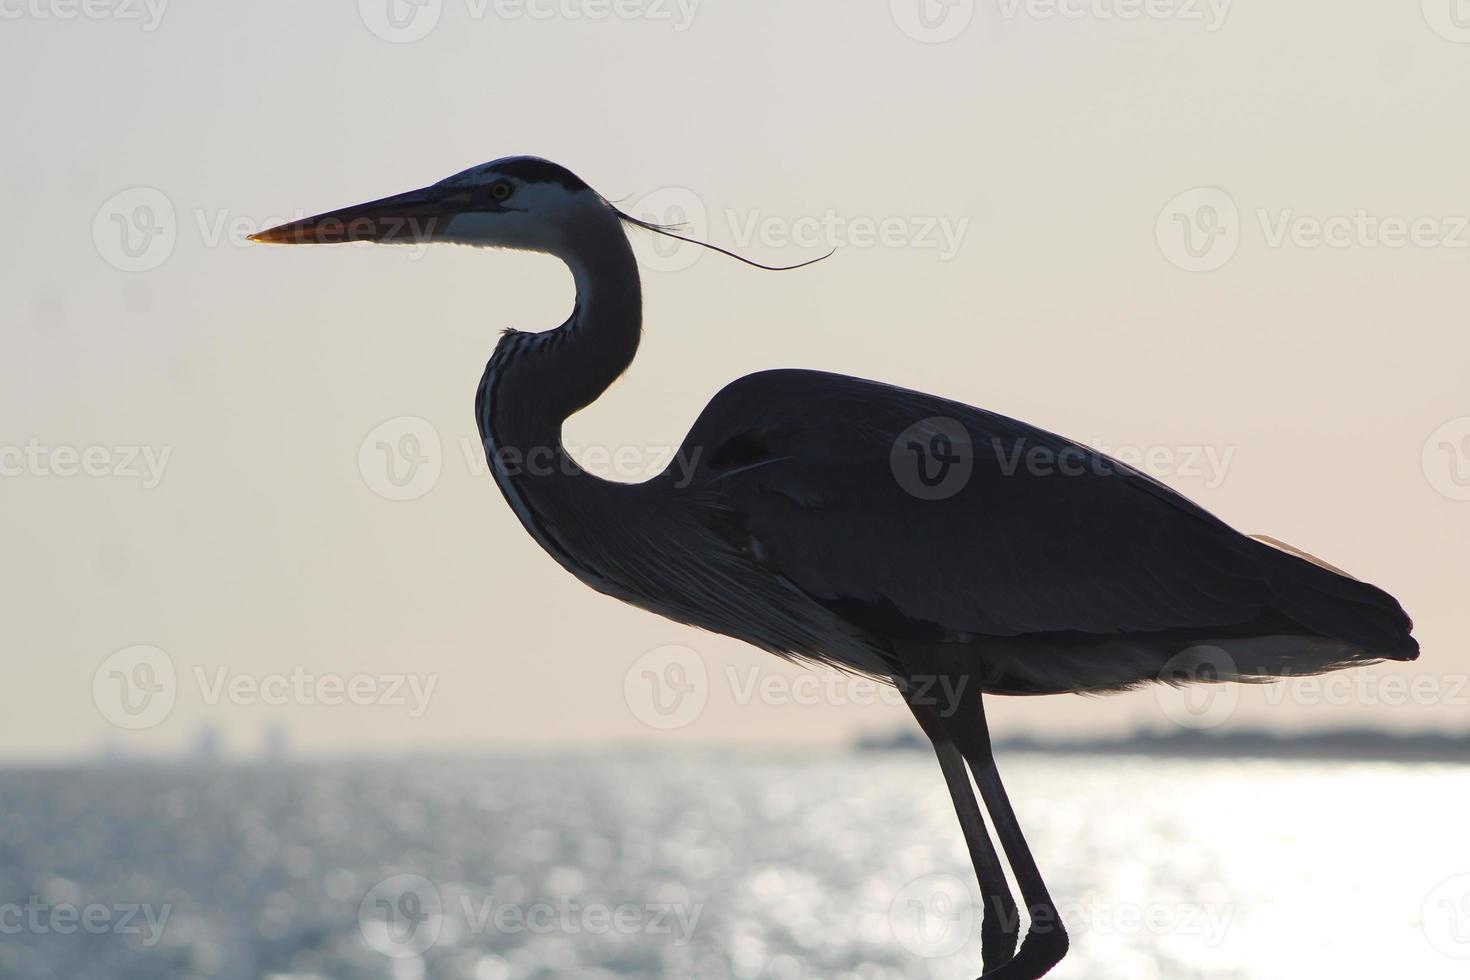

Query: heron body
left=254, top=156, right=1419, bottom=979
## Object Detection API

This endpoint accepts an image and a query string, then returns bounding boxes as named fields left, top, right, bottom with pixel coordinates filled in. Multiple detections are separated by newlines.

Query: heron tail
left=1250, top=534, right=1419, bottom=664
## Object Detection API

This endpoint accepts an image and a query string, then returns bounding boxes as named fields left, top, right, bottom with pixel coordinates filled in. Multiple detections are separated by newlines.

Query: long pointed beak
left=249, top=185, right=466, bottom=245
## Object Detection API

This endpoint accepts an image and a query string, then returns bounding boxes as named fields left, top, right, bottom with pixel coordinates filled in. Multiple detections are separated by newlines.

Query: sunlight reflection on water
left=0, top=752, right=1463, bottom=979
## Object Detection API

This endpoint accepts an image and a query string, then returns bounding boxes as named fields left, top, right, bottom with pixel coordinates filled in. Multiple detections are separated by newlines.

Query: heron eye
left=488, top=180, right=514, bottom=202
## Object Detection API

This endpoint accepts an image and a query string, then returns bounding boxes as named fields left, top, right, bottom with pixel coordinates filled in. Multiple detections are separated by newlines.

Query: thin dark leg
left=905, top=685, right=1019, bottom=973
left=939, top=691, right=1069, bottom=979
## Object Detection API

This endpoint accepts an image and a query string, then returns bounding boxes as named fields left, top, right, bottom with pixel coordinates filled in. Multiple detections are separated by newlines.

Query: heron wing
left=682, top=369, right=1277, bottom=640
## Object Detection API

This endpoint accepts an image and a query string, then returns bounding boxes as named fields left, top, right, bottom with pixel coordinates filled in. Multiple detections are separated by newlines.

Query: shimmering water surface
left=0, top=752, right=1463, bottom=979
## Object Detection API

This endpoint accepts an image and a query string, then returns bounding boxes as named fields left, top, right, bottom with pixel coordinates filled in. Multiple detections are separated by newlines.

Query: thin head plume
left=611, top=204, right=835, bottom=272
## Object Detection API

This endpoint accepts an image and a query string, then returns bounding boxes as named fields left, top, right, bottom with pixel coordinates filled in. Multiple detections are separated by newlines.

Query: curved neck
left=532, top=217, right=642, bottom=425
left=476, top=214, right=646, bottom=589
left=479, top=213, right=642, bottom=472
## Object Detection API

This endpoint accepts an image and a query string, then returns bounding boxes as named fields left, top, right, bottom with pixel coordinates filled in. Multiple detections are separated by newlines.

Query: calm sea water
left=0, top=751, right=1464, bottom=980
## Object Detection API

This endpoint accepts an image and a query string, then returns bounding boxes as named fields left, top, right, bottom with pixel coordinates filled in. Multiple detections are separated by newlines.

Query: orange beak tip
left=248, top=227, right=292, bottom=245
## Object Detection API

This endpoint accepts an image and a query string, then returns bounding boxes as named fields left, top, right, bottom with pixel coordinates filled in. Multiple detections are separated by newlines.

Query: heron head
left=249, top=156, right=613, bottom=253
left=251, top=155, right=832, bottom=273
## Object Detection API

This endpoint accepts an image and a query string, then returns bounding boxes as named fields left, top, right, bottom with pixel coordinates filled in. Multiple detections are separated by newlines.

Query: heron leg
left=904, top=683, right=1019, bottom=974
left=939, top=691, right=1069, bottom=979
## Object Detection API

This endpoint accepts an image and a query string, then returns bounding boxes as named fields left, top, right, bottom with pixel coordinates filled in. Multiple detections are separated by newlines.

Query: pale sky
left=3, top=2, right=1468, bottom=760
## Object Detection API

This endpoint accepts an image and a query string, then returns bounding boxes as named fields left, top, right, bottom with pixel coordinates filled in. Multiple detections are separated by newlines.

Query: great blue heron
left=251, top=156, right=1419, bottom=979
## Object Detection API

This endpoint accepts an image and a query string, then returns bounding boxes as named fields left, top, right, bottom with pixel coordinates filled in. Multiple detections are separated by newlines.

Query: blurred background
left=2, top=2, right=1468, bottom=977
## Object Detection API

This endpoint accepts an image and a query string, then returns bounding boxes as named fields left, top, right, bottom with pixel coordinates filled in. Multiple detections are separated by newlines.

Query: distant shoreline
left=855, top=727, right=1470, bottom=763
